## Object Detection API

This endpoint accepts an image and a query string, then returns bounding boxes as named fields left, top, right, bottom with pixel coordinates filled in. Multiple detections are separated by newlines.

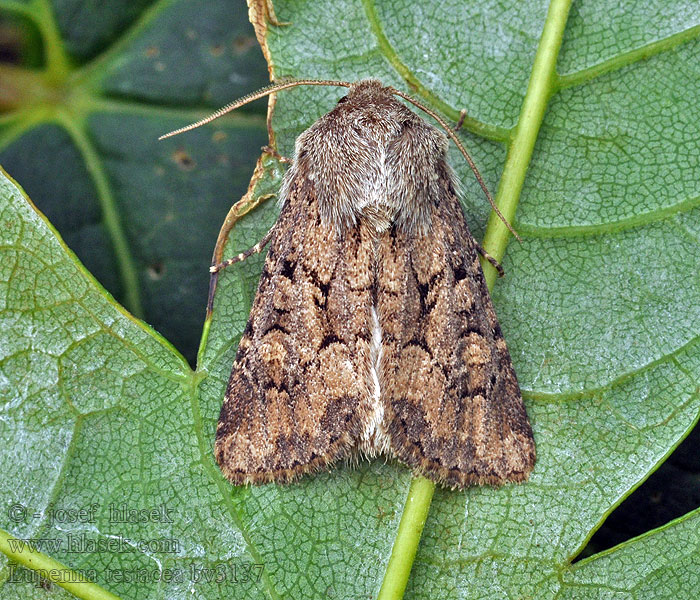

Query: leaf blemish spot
left=172, top=149, right=196, bottom=171
left=233, top=36, right=257, bottom=53
left=147, top=261, right=166, bottom=280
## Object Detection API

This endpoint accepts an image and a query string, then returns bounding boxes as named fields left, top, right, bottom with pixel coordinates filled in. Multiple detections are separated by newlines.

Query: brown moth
left=163, top=79, right=535, bottom=489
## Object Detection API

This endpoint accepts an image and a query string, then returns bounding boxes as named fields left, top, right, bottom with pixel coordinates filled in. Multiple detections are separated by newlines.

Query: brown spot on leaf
left=233, top=35, right=258, bottom=53
left=146, top=261, right=166, bottom=280
left=172, top=149, right=196, bottom=171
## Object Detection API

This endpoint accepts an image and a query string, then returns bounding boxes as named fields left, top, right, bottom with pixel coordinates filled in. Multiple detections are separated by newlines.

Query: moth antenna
left=160, top=78, right=521, bottom=243
left=158, top=79, right=352, bottom=140
left=389, top=88, right=522, bottom=243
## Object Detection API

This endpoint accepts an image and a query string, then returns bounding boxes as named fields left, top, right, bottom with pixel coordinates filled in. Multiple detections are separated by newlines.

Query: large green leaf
left=0, top=0, right=269, bottom=364
left=1, top=1, right=700, bottom=599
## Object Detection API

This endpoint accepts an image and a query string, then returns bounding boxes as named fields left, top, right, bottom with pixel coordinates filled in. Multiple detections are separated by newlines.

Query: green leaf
left=0, top=0, right=270, bottom=364
left=560, top=508, right=700, bottom=598
left=211, top=0, right=700, bottom=596
left=1, top=1, right=700, bottom=600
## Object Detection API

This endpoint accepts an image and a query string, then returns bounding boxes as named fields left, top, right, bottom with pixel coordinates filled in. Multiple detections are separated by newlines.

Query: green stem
left=481, top=0, right=573, bottom=288
left=33, top=0, right=72, bottom=81
left=376, top=477, right=435, bottom=600
left=0, top=527, right=122, bottom=600
left=57, top=114, right=145, bottom=319
left=376, top=1, right=573, bottom=598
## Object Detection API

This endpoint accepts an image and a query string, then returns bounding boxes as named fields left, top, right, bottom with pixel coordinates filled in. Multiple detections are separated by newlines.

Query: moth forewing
left=166, top=78, right=535, bottom=488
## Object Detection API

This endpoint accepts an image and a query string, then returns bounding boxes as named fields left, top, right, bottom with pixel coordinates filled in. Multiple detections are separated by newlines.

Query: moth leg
left=210, top=226, right=275, bottom=274
left=473, top=241, right=505, bottom=278
left=207, top=226, right=275, bottom=315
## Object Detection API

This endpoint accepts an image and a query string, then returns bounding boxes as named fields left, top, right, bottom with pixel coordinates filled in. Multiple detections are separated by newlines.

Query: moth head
left=158, top=78, right=519, bottom=241
left=325, top=80, right=420, bottom=143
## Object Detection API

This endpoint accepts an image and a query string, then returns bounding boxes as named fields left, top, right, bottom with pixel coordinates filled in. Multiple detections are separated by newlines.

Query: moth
left=162, top=79, right=535, bottom=489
